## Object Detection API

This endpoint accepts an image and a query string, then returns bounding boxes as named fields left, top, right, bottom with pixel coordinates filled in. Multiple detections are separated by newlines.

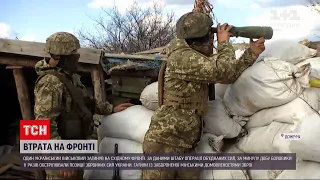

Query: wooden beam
left=6, top=65, right=23, bottom=69
left=104, top=52, right=167, bottom=61
left=99, top=66, right=106, bottom=102
left=0, top=56, right=94, bottom=73
left=12, top=68, right=34, bottom=120
left=0, top=38, right=103, bottom=64
left=91, top=67, right=105, bottom=103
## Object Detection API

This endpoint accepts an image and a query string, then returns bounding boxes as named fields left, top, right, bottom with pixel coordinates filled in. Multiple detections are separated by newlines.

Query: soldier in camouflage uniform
left=142, top=12, right=265, bottom=179
left=34, top=32, right=133, bottom=179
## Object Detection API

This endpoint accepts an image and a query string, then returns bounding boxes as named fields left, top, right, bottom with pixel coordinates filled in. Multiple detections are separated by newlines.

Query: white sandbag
left=237, top=122, right=293, bottom=153
left=140, top=82, right=159, bottom=111
left=98, top=105, right=154, bottom=143
left=196, top=134, right=249, bottom=180
left=83, top=137, right=142, bottom=180
left=276, top=160, right=320, bottom=179
left=257, top=39, right=317, bottom=64
left=204, top=99, right=247, bottom=138
left=223, top=60, right=310, bottom=116
left=246, top=88, right=320, bottom=129
left=215, top=84, right=229, bottom=99
left=296, top=57, right=320, bottom=80
left=235, top=49, right=245, bottom=60
left=290, top=113, right=320, bottom=162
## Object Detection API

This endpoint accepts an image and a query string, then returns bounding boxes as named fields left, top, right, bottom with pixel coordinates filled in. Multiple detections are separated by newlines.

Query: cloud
left=251, top=0, right=309, bottom=8
left=214, top=0, right=310, bottom=9
left=65, top=30, right=74, bottom=35
left=246, top=5, right=320, bottom=41
left=0, top=23, right=12, bottom=38
left=87, top=0, right=190, bottom=16
left=88, top=0, right=193, bottom=9
left=20, top=34, right=36, bottom=41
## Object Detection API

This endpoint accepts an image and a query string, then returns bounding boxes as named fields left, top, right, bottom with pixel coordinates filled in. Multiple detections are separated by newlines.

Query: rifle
left=112, top=144, right=121, bottom=180
left=211, top=26, right=273, bottom=40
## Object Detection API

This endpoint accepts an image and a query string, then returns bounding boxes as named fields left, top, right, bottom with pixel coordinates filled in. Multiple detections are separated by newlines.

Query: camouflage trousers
left=45, top=170, right=83, bottom=180
left=141, top=140, right=200, bottom=180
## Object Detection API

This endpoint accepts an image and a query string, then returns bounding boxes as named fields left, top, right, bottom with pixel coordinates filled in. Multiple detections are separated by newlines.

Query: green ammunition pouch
left=158, top=61, right=208, bottom=115
left=36, top=71, right=94, bottom=139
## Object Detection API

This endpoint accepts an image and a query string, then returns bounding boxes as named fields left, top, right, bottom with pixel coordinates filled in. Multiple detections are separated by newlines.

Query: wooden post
left=91, top=67, right=105, bottom=103
left=8, top=66, right=34, bottom=120
left=91, top=66, right=106, bottom=150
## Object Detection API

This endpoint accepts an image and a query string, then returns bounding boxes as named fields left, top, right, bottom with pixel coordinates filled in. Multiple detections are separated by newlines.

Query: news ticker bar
left=22, top=153, right=296, bottom=170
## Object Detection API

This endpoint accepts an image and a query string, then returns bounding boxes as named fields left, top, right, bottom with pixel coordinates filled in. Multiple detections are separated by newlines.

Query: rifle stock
left=113, top=144, right=120, bottom=180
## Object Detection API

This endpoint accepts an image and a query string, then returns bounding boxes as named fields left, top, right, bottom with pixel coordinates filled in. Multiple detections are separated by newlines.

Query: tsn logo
left=20, top=120, right=50, bottom=140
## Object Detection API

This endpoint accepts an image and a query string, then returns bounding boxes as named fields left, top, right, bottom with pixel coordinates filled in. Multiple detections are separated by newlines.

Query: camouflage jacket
left=34, top=59, right=113, bottom=140
left=144, top=39, right=258, bottom=149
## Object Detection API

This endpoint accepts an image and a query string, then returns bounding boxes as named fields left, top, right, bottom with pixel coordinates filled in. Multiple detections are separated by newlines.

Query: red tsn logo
left=20, top=120, right=50, bottom=140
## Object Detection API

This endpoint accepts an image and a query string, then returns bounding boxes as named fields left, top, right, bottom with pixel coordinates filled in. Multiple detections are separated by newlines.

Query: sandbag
left=257, top=40, right=317, bottom=64
left=215, top=84, right=229, bottom=99
left=237, top=122, right=293, bottom=153
left=83, top=137, right=142, bottom=180
left=98, top=105, right=154, bottom=143
left=140, top=82, right=158, bottom=111
left=235, top=49, right=245, bottom=60
left=223, top=60, right=310, bottom=116
left=296, top=57, right=320, bottom=80
left=290, top=113, right=320, bottom=162
left=246, top=88, right=320, bottom=129
left=139, top=82, right=230, bottom=108
left=196, top=133, right=249, bottom=180
left=276, top=160, right=320, bottom=179
left=203, top=99, right=247, bottom=138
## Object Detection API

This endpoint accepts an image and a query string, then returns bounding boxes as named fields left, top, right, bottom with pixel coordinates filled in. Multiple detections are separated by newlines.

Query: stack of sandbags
left=275, top=112, right=320, bottom=179
left=203, top=98, right=248, bottom=139
left=83, top=137, right=143, bottom=179
left=197, top=133, right=250, bottom=180
left=140, top=82, right=159, bottom=111
left=139, top=82, right=230, bottom=109
left=223, top=60, right=311, bottom=117
left=257, top=39, right=317, bottom=64
left=97, top=105, right=154, bottom=144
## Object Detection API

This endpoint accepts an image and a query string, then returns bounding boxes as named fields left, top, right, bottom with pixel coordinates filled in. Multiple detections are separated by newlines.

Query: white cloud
left=246, top=5, right=320, bottom=41
left=0, top=23, right=12, bottom=38
left=87, top=0, right=189, bottom=16
left=20, top=34, right=36, bottom=41
left=65, top=30, right=74, bottom=35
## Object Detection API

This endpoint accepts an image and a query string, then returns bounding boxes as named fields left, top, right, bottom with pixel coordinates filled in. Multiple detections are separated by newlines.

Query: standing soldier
left=142, top=12, right=266, bottom=179
left=34, top=32, right=133, bottom=179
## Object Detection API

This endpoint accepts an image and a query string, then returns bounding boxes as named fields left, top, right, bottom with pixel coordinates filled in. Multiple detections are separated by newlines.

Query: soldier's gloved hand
left=217, top=23, right=233, bottom=43
left=59, top=170, right=75, bottom=179
left=250, top=37, right=265, bottom=55
left=113, top=103, right=134, bottom=113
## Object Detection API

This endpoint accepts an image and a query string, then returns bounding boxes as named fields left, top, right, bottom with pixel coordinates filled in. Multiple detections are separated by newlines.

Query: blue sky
left=1, top=0, right=319, bottom=44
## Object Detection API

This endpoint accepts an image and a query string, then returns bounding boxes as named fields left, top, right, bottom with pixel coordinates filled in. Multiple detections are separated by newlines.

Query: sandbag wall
left=85, top=40, right=320, bottom=179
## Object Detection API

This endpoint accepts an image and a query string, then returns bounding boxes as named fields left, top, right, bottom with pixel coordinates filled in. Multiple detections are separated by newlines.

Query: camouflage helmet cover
left=45, top=32, right=80, bottom=55
left=176, top=12, right=213, bottom=39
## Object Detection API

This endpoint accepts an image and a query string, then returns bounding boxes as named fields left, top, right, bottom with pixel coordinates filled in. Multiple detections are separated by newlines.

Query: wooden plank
left=91, top=67, right=104, bottom=103
left=0, top=56, right=94, bottom=73
left=99, top=66, right=106, bottom=102
left=6, top=66, right=23, bottom=69
left=12, top=69, right=34, bottom=120
left=0, top=38, right=103, bottom=64
left=133, top=46, right=166, bottom=55
left=104, top=52, right=167, bottom=61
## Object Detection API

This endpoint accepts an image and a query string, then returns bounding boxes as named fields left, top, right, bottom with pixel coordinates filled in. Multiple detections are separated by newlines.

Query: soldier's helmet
left=45, top=32, right=80, bottom=56
left=176, top=12, right=213, bottom=39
